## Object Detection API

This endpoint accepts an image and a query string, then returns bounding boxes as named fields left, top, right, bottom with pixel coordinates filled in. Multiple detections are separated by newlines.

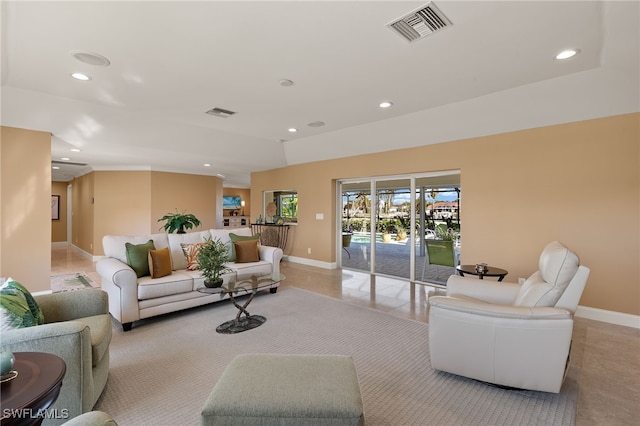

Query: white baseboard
left=286, top=255, right=337, bottom=270
left=51, top=241, right=69, bottom=247
left=575, top=305, right=640, bottom=329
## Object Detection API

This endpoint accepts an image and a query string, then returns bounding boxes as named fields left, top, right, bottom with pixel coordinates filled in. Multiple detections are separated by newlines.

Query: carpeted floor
left=95, top=287, right=577, bottom=425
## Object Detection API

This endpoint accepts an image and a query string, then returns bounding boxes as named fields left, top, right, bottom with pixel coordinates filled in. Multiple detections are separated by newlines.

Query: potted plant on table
left=158, top=210, right=201, bottom=234
left=196, top=237, right=231, bottom=288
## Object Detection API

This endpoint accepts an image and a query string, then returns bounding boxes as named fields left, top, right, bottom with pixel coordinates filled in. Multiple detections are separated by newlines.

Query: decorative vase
left=0, top=351, right=15, bottom=375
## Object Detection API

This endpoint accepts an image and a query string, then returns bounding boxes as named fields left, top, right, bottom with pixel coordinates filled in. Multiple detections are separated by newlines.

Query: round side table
left=1, top=352, right=66, bottom=426
left=456, top=264, right=508, bottom=281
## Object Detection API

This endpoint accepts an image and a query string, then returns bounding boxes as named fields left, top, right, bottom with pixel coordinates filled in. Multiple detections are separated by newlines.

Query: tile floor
left=51, top=246, right=640, bottom=425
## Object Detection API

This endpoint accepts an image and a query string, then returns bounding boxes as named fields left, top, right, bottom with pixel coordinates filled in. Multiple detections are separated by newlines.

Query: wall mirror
left=263, top=190, right=298, bottom=223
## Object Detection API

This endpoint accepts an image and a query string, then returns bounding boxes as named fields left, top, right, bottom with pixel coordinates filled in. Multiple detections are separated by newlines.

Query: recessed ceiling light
left=70, top=148, right=81, bottom=152
left=216, top=173, right=225, bottom=178
left=204, top=163, right=211, bottom=167
left=379, top=101, right=394, bottom=108
left=61, top=157, right=71, bottom=161
left=288, top=128, right=298, bottom=133
left=52, top=166, right=60, bottom=170
left=70, top=50, right=111, bottom=67
left=555, top=49, right=580, bottom=60
left=307, top=121, right=325, bottom=127
left=279, top=79, right=294, bottom=87
left=71, top=72, right=91, bottom=81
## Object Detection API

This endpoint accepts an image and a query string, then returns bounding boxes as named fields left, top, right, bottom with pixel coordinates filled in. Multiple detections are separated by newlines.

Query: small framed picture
left=52, top=195, right=60, bottom=220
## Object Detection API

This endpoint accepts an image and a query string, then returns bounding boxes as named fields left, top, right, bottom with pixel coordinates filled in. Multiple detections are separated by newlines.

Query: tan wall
left=0, top=126, right=52, bottom=292
left=252, top=113, right=640, bottom=315
left=70, top=172, right=97, bottom=253
left=92, top=171, right=152, bottom=253
left=70, top=171, right=224, bottom=256
left=223, top=188, right=251, bottom=218
left=150, top=172, right=222, bottom=231
left=51, top=181, right=68, bottom=243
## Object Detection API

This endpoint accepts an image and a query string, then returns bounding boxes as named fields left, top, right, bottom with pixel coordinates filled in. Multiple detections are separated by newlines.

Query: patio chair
left=342, top=232, right=352, bottom=259
left=421, top=239, right=456, bottom=284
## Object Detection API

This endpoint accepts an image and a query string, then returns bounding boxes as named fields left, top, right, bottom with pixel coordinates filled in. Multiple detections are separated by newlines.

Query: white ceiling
left=1, top=1, right=638, bottom=187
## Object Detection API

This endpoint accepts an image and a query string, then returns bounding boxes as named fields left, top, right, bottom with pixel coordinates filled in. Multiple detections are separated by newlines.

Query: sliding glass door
left=339, top=171, right=460, bottom=285
left=374, top=178, right=413, bottom=278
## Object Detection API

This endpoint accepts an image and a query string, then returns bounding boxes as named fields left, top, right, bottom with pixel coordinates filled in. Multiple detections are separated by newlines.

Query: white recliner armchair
left=428, top=241, right=589, bottom=393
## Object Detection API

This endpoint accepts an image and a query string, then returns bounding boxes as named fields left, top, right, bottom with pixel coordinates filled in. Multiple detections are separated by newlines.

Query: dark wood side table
left=0, top=352, right=66, bottom=426
left=456, top=264, right=508, bottom=281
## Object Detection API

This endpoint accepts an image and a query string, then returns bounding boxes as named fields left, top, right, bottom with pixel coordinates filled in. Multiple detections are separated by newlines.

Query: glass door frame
left=337, top=170, right=459, bottom=283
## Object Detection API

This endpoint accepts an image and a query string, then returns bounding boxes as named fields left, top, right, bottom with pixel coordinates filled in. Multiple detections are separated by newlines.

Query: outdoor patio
left=341, top=234, right=458, bottom=285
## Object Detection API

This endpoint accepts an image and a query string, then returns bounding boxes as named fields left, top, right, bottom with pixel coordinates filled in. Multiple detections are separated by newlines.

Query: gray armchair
left=0, top=290, right=111, bottom=425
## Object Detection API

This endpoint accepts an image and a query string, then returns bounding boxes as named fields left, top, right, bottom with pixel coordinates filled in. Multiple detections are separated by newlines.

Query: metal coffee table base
left=216, top=289, right=266, bottom=334
left=216, top=315, right=266, bottom=334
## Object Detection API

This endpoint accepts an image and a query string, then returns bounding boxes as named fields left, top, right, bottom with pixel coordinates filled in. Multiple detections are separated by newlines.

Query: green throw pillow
left=125, top=240, right=156, bottom=278
left=0, top=278, right=45, bottom=331
left=228, top=233, right=260, bottom=262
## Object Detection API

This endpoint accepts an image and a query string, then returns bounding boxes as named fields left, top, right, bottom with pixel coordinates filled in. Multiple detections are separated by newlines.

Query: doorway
left=338, top=171, right=460, bottom=285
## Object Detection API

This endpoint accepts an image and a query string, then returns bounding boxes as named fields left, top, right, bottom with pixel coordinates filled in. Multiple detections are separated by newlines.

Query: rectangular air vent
left=52, top=160, right=87, bottom=167
left=388, top=2, right=452, bottom=43
left=205, top=107, right=236, bottom=118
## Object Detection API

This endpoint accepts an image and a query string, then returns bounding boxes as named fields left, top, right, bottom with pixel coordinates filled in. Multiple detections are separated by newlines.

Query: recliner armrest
left=429, top=295, right=572, bottom=320
left=446, top=275, right=521, bottom=305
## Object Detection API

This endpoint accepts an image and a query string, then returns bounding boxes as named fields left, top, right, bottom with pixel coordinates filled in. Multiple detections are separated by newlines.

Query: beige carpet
left=95, top=288, right=576, bottom=425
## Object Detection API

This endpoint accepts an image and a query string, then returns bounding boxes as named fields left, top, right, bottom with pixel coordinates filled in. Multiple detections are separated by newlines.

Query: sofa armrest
left=258, top=245, right=283, bottom=275
left=0, top=321, right=95, bottom=416
left=36, top=290, right=109, bottom=323
left=429, top=295, right=572, bottom=320
left=446, top=275, right=521, bottom=305
left=96, top=257, right=140, bottom=324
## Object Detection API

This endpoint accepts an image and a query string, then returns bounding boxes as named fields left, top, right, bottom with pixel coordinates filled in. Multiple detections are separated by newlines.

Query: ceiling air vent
left=205, top=107, right=236, bottom=118
left=52, top=160, right=87, bottom=167
left=388, top=2, right=452, bottom=43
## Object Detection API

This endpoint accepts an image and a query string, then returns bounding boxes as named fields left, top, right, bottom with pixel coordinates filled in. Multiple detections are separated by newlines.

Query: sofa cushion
left=148, top=247, right=173, bottom=278
left=210, top=227, right=252, bottom=246
left=229, top=232, right=260, bottom=261
left=126, top=240, right=156, bottom=278
left=168, top=230, right=212, bottom=270
left=103, top=234, right=169, bottom=264
left=514, top=241, right=579, bottom=307
left=0, top=278, right=45, bottom=331
left=230, top=260, right=272, bottom=277
left=137, top=272, right=194, bottom=300
left=234, top=240, right=260, bottom=263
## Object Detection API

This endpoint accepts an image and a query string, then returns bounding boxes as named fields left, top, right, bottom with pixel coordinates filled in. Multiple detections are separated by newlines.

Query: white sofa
left=96, top=228, right=283, bottom=331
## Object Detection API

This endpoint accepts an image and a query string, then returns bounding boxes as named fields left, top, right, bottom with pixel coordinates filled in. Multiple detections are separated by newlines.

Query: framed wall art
left=52, top=195, right=60, bottom=220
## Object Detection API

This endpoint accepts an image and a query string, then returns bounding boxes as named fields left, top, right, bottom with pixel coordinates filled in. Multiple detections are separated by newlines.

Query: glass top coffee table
left=198, top=272, right=285, bottom=334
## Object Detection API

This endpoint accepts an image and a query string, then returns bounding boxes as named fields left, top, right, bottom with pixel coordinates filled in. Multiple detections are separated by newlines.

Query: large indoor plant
left=196, top=237, right=231, bottom=288
left=158, top=210, right=201, bottom=234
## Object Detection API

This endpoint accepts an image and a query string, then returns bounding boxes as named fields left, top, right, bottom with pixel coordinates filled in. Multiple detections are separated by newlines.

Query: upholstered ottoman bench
left=201, top=353, right=364, bottom=425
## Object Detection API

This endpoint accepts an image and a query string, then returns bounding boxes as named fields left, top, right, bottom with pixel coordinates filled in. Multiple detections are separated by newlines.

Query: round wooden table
left=456, top=264, right=508, bottom=281
left=0, top=352, right=66, bottom=426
